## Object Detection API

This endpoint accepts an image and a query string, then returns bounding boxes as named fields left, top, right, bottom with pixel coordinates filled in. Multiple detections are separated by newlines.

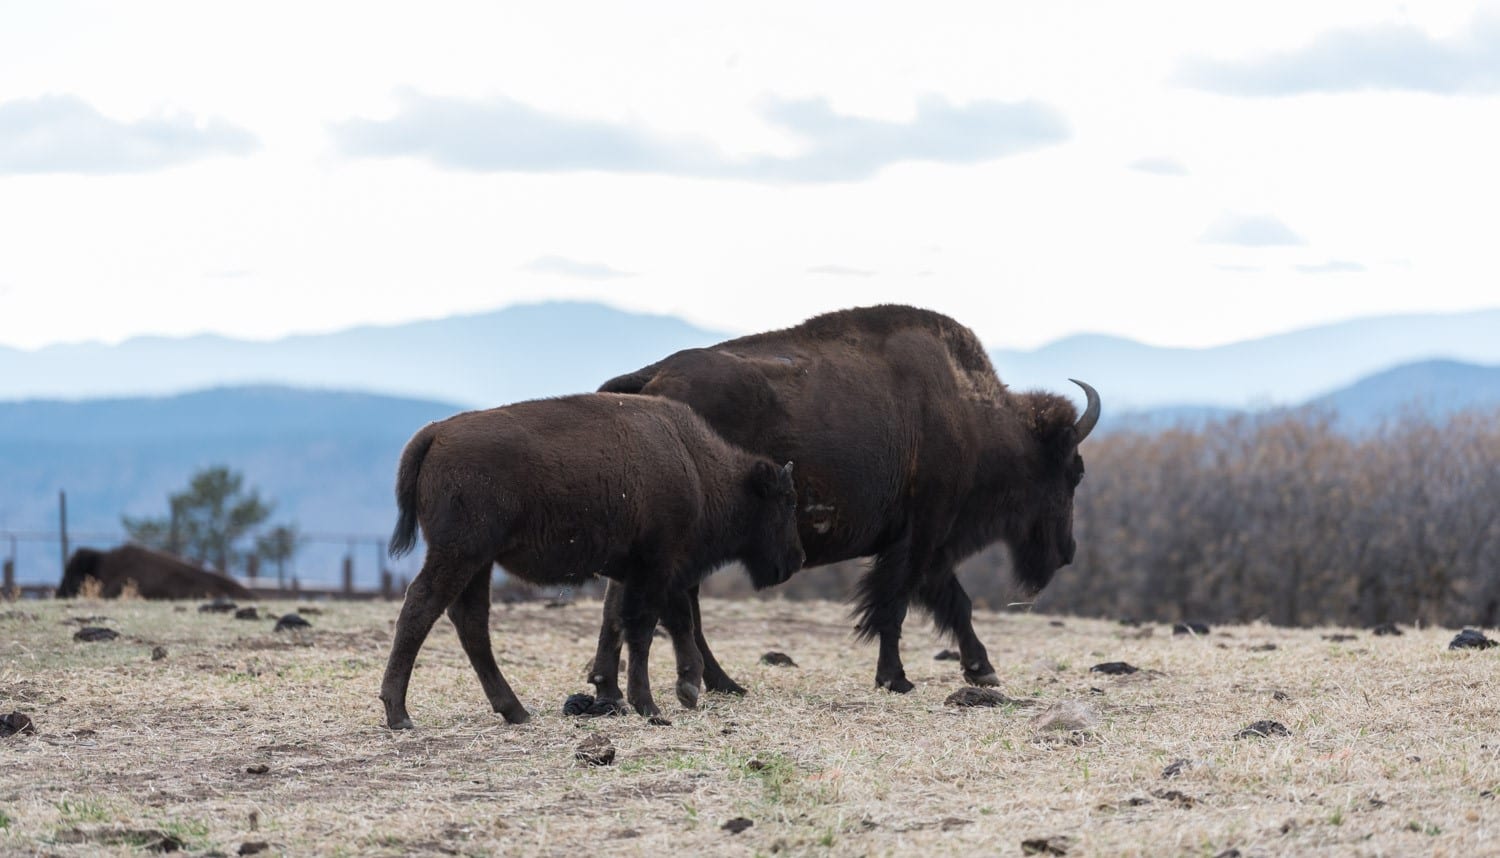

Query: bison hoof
left=878, top=676, right=916, bottom=694
left=676, top=680, right=702, bottom=709
left=965, top=671, right=1001, bottom=687
left=500, top=705, right=531, bottom=725
left=706, top=677, right=748, bottom=696
left=386, top=717, right=415, bottom=731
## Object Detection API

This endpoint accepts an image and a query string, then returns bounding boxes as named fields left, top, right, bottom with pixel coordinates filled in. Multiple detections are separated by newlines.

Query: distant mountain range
left=991, top=308, right=1500, bottom=410
left=0, top=302, right=724, bottom=408
left=4, top=300, right=1499, bottom=411
left=0, top=387, right=462, bottom=588
left=4, top=302, right=1499, bottom=587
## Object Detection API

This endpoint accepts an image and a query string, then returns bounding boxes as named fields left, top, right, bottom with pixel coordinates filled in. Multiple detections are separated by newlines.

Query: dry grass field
left=1, top=596, right=1497, bottom=857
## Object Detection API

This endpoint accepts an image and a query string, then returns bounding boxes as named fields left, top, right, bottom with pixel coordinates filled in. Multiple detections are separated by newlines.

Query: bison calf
left=380, top=393, right=804, bottom=729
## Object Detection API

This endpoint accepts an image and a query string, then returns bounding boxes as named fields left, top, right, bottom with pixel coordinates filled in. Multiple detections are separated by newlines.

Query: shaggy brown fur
left=380, top=393, right=803, bottom=729
left=595, top=304, right=1099, bottom=695
left=57, top=545, right=254, bottom=600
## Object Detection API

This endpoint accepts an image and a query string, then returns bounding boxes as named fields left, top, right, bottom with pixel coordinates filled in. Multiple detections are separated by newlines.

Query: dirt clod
left=1272, top=690, right=1290, bottom=701
left=722, top=817, right=753, bottom=834
left=199, top=598, right=237, bottom=614
left=55, top=827, right=184, bottom=852
left=760, top=651, right=797, bottom=667
left=1032, top=701, right=1100, bottom=734
left=151, top=645, right=168, bottom=660
left=575, top=733, right=616, bottom=766
left=73, top=626, right=119, bottom=642
left=1089, top=661, right=1138, bottom=675
left=1, top=711, right=37, bottom=737
left=1370, top=622, right=1403, bottom=636
left=943, top=687, right=1019, bottom=708
left=1235, top=720, right=1291, bottom=739
left=1151, top=789, right=1197, bottom=807
left=246, top=763, right=270, bottom=774
left=1448, top=629, right=1496, bottom=650
left=235, top=606, right=260, bottom=620
left=1322, top=633, right=1357, bottom=642
left=238, top=842, right=270, bottom=855
left=934, top=649, right=961, bottom=661
left=1173, top=622, right=1210, bottom=636
left=1161, top=759, right=1190, bottom=778
left=274, top=613, right=312, bottom=632
left=1022, top=834, right=1073, bottom=855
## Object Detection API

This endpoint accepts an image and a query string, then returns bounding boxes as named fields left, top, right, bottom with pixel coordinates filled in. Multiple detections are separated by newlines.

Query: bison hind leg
left=447, top=565, right=529, bottom=724
left=379, top=552, right=487, bottom=730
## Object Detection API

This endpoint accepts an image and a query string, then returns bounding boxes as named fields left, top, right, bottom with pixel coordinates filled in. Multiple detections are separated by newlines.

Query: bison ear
left=749, top=459, right=781, bottom=497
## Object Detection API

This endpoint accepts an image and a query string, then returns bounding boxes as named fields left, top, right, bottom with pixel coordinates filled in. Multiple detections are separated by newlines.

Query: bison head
left=741, top=460, right=806, bottom=589
left=57, top=547, right=103, bottom=598
left=1009, top=379, right=1099, bottom=595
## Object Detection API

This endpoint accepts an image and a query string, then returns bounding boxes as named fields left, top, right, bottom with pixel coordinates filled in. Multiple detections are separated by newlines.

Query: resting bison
left=381, top=393, right=804, bottom=729
left=57, top=545, right=254, bottom=600
left=591, top=305, right=1099, bottom=694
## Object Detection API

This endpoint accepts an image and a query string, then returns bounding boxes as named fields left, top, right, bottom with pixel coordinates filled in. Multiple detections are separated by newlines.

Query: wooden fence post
left=380, top=569, right=393, bottom=600
left=2, top=558, right=14, bottom=599
left=342, top=554, right=354, bottom=596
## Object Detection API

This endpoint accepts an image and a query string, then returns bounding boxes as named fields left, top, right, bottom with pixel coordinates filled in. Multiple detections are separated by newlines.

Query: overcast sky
left=2, top=1, right=1498, bottom=350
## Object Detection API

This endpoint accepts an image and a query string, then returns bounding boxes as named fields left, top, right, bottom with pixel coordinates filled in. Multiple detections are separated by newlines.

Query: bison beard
left=590, top=304, right=1099, bottom=696
left=378, top=393, right=804, bottom=729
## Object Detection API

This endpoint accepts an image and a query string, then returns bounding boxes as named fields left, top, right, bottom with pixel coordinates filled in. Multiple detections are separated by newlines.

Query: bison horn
left=1069, top=379, right=1100, bottom=442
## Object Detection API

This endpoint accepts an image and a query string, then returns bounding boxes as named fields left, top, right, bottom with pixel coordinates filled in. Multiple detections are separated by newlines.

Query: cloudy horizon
left=2, top=1, right=1498, bottom=352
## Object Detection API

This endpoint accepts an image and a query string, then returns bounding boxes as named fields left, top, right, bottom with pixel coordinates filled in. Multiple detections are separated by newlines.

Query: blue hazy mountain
left=2, top=301, right=1498, bottom=411
left=4, top=362, right=1497, bottom=586
left=1308, top=359, right=1500, bottom=428
left=0, top=387, right=463, bottom=588
left=990, top=308, right=1500, bottom=410
left=0, top=301, right=728, bottom=407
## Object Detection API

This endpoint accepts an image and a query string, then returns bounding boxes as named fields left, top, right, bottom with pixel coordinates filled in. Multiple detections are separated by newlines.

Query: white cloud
left=1295, top=260, right=1366, bottom=274
left=1201, top=214, right=1306, bottom=247
left=1176, top=14, right=1500, bottom=96
left=521, top=256, right=636, bottom=280
left=1128, top=156, right=1189, bottom=176
left=332, top=91, right=1068, bottom=183
left=0, top=94, right=256, bottom=174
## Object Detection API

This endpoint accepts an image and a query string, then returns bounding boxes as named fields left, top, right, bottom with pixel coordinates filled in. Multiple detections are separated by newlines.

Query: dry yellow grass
left=1, top=597, right=1497, bottom=856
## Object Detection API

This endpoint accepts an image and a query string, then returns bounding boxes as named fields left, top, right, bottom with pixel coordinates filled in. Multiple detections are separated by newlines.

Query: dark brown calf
left=381, top=393, right=803, bottom=729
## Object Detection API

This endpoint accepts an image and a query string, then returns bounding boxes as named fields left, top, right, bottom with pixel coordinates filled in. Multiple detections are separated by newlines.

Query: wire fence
left=1, top=529, right=426, bottom=596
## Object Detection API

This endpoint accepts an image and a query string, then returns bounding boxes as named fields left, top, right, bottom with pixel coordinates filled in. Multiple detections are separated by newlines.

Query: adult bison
left=57, top=544, right=254, bottom=600
left=590, top=305, right=1099, bottom=695
left=380, top=393, right=804, bottom=729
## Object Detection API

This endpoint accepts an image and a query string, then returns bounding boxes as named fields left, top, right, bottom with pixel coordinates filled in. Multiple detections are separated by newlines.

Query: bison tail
left=58, top=547, right=102, bottom=598
left=389, top=423, right=438, bottom=558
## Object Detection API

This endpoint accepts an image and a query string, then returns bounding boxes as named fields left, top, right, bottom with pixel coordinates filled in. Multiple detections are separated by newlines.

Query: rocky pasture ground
left=1, top=596, right=1496, bottom=856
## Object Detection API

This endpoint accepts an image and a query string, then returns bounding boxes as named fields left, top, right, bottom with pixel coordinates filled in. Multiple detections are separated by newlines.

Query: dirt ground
left=1, top=596, right=1496, bottom=856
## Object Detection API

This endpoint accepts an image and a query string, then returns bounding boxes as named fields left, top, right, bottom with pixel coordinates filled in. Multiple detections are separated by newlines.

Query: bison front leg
left=587, top=578, right=628, bottom=710
left=661, top=589, right=705, bottom=709
left=917, top=572, right=999, bottom=687
left=857, top=547, right=916, bottom=693
left=688, top=586, right=747, bottom=696
left=619, top=580, right=667, bottom=721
